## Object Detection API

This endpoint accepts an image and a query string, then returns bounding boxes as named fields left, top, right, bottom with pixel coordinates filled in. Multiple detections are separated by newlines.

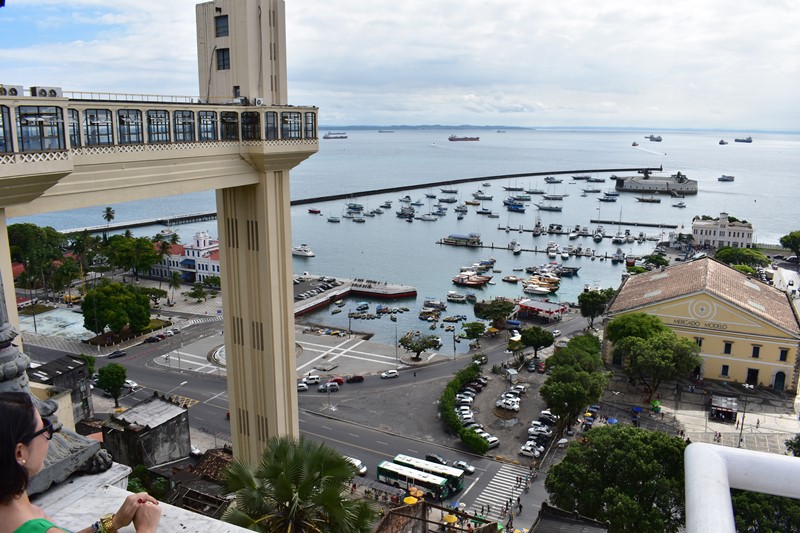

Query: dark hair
left=0, top=392, right=37, bottom=503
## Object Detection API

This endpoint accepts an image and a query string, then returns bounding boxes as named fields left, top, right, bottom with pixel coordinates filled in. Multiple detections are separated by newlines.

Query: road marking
left=407, top=449, right=418, bottom=453
left=460, top=478, right=480, bottom=498
left=321, top=425, right=332, bottom=430
left=206, top=391, right=226, bottom=402
left=376, top=441, right=388, bottom=445
left=348, top=433, right=359, bottom=438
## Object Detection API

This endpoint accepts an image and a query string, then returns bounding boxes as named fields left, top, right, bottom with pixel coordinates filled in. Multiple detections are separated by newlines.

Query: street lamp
left=394, top=321, right=399, bottom=369
left=166, top=380, right=188, bottom=395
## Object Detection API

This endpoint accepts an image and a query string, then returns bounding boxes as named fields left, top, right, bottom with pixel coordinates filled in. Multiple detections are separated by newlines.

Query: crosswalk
left=468, top=464, right=533, bottom=523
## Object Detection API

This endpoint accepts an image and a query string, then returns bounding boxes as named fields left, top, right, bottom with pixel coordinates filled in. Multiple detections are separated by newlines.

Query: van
left=344, top=456, right=367, bottom=476
left=303, top=375, right=321, bottom=384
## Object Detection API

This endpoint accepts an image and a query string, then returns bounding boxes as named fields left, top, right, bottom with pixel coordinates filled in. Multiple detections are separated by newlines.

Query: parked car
left=473, top=355, right=488, bottom=365
left=510, top=384, right=527, bottom=395
left=475, top=377, right=489, bottom=386
left=164, top=330, right=174, bottom=337
left=485, top=436, right=500, bottom=449
left=318, top=382, right=339, bottom=392
left=144, top=336, right=160, bottom=343
left=346, top=375, right=364, bottom=383
left=526, top=361, right=537, bottom=372
left=536, top=362, right=546, bottom=374
left=528, top=426, right=553, bottom=437
left=425, top=453, right=448, bottom=466
left=459, top=414, right=475, bottom=424
left=463, top=422, right=484, bottom=432
left=496, top=399, right=520, bottom=412
left=519, top=445, right=540, bottom=458
left=453, top=460, right=476, bottom=474
left=302, top=375, right=321, bottom=384
left=381, top=369, right=399, bottom=379
left=552, top=329, right=561, bottom=337
left=107, top=350, right=127, bottom=359
left=328, top=376, right=345, bottom=385
left=297, top=382, right=308, bottom=392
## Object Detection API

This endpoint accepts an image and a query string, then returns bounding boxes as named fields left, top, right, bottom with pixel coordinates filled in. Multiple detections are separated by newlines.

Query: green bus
left=393, top=454, right=466, bottom=492
left=376, top=461, right=450, bottom=501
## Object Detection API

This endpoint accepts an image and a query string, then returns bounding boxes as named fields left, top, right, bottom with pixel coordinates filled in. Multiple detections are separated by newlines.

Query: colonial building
left=150, top=230, right=221, bottom=285
left=691, top=212, right=753, bottom=249
left=606, top=257, right=800, bottom=392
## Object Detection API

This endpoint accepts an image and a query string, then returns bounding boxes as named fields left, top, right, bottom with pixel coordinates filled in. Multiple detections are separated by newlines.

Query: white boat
left=508, top=240, right=523, bottom=255
left=718, top=175, right=735, bottom=182
left=327, top=216, right=341, bottom=223
left=447, top=291, right=467, bottom=303
left=673, top=201, right=686, bottom=208
left=292, top=244, right=315, bottom=257
left=418, top=213, right=438, bottom=221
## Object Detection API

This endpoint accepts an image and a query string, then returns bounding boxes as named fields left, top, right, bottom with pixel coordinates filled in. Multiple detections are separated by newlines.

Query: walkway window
left=241, top=111, right=260, bottom=140
left=198, top=111, right=217, bottom=141
left=304, top=112, right=317, bottom=139
left=0, top=105, right=11, bottom=152
left=117, top=109, right=143, bottom=145
left=16, top=106, right=66, bottom=152
left=265, top=111, right=278, bottom=140
left=84, top=109, right=114, bottom=146
left=147, top=110, right=170, bottom=144
left=215, top=15, right=229, bottom=37
left=174, top=110, right=195, bottom=142
left=220, top=112, right=239, bottom=140
left=751, top=345, right=760, bottom=358
left=723, top=342, right=732, bottom=355
left=216, top=48, right=230, bottom=70
left=280, top=111, right=301, bottom=139
left=67, top=109, right=80, bottom=148
left=779, top=348, right=788, bottom=362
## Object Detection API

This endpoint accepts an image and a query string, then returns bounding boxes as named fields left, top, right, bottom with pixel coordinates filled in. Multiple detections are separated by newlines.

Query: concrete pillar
left=0, top=209, right=21, bottom=340
left=216, top=172, right=299, bottom=465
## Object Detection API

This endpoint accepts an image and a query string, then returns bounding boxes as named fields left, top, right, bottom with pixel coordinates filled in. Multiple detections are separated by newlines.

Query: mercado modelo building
left=606, top=257, right=800, bottom=392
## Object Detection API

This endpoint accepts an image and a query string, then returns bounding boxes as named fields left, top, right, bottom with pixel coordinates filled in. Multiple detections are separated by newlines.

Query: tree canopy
left=779, top=231, right=800, bottom=260
left=539, top=364, right=608, bottom=432
left=399, top=333, right=441, bottom=360
left=473, top=298, right=515, bottom=328
left=222, top=435, right=375, bottom=532
left=82, top=281, right=151, bottom=334
left=577, top=288, right=615, bottom=328
left=614, top=330, right=702, bottom=397
left=545, top=425, right=687, bottom=533
left=520, top=326, right=554, bottom=357
left=606, top=313, right=669, bottom=344
left=461, top=321, right=486, bottom=346
left=546, top=334, right=603, bottom=373
left=97, top=363, right=127, bottom=408
left=714, top=247, right=770, bottom=268
left=731, top=489, right=800, bottom=533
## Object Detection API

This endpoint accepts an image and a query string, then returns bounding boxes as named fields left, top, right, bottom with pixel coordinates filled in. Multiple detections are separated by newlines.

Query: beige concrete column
left=216, top=172, right=299, bottom=465
left=0, top=209, right=21, bottom=338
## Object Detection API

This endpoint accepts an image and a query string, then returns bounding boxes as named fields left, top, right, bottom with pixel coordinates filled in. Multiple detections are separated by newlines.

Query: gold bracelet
left=100, top=513, right=117, bottom=533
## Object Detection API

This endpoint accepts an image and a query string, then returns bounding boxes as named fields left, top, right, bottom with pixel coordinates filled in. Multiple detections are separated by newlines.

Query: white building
left=691, top=212, right=753, bottom=249
left=151, top=230, right=221, bottom=285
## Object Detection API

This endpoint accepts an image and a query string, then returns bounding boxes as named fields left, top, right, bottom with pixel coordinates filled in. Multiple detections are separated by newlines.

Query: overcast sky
left=1, top=1, right=798, bottom=130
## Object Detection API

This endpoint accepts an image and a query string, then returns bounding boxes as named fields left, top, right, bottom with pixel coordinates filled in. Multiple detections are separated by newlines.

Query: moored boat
left=448, top=135, right=480, bottom=141
left=291, top=244, right=315, bottom=257
left=635, top=196, right=662, bottom=203
left=717, top=175, right=735, bottom=182
left=734, top=136, right=753, bottom=143
left=308, top=208, right=321, bottom=214
left=673, top=201, right=686, bottom=208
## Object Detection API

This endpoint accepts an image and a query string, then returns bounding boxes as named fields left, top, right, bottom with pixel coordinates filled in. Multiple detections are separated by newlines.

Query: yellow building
left=606, top=257, right=800, bottom=392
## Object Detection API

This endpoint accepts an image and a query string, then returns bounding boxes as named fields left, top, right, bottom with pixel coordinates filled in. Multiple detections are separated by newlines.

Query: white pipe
left=685, top=443, right=800, bottom=533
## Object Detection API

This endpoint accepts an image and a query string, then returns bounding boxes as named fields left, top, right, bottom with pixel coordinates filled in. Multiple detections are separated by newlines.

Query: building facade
left=692, top=212, right=753, bottom=249
left=151, top=230, right=221, bottom=285
left=606, top=258, right=800, bottom=392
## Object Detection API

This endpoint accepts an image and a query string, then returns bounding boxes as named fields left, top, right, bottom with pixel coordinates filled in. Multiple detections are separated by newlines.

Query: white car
left=456, top=396, right=474, bottom=405
left=501, top=392, right=521, bottom=400
left=530, top=420, right=548, bottom=429
left=552, top=329, right=561, bottom=337
left=510, top=384, right=528, bottom=395
left=496, top=399, right=520, bottom=412
left=124, top=379, right=138, bottom=390
left=476, top=430, right=492, bottom=440
left=486, top=436, right=500, bottom=449
left=297, top=382, right=308, bottom=392
left=528, top=426, right=553, bottom=437
left=381, top=369, right=399, bottom=379
left=460, top=415, right=475, bottom=424
left=344, top=456, right=368, bottom=476
left=519, top=445, right=540, bottom=458
left=523, top=441, right=545, bottom=453
left=453, top=460, right=476, bottom=474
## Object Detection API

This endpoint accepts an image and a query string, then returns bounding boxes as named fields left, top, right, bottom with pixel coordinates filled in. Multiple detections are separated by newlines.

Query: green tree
left=577, top=289, right=614, bottom=328
left=461, top=321, right=486, bottom=347
left=731, top=264, right=756, bottom=276
left=54, top=256, right=81, bottom=300
left=186, top=282, right=208, bottom=302
left=731, top=489, right=800, bottom=533
left=520, top=326, right=554, bottom=357
left=168, top=271, right=183, bottom=303
left=399, top=333, right=441, bottom=361
left=222, top=435, right=375, bottom=532
left=204, top=275, right=221, bottom=289
left=642, top=254, right=669, bottom=267
left=714, top=247, right=770, bottom=268
left=780, top=231, right=800, bottom=269
left=473, top=298, right=515, bottom=328
left=82, top=281, right=151, bottom=334
left=545, top=425, right=687, bottom=533
left=97, top=363, right=127, bottom=408
left=102, top=206, right=115, bottom=241
left=156, top=239, right=172, bottom=289
left=539, top=365, right=608, bottom=433
left=606, top=312, right=669, bottom=344
left=786, top=433, right=800, bottom=457
left=77, top=354, right=96, bottom=376
left=614, top=330, right=702, bottom=397
left=547, top=334, right=603, bottom=373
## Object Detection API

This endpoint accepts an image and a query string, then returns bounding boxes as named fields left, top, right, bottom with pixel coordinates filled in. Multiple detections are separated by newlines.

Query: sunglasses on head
left=23, top=417, right=59, bottom=442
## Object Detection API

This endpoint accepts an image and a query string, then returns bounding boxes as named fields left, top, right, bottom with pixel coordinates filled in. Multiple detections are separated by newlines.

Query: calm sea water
left=14, top=129, right=800, bottom=346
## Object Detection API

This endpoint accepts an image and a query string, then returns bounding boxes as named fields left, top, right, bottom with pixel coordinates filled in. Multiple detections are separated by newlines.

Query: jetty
left=60, top=211, right=218, bottom=235
left=293, top=277, right=417, bottom=317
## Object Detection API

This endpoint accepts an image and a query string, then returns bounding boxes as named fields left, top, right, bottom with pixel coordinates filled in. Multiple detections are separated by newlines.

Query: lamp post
left=452, top=330, right=457, bottom=361
left=166, top=380, right=188, bottom=395
left=394, top=321, right=399, bottom=369
left=737, top=387, right=752, bottom=448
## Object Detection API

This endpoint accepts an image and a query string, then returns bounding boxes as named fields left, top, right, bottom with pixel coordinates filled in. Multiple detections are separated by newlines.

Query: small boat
left=487, top=213, right=500, bottom=219
left=353, top=216, right=365, bottom=223
left=717, top=175, right=735, bottom=182
left=509, top=240, right=523, bottom=255
left=535, top=203, right=563, bottom=212
left=476, top=207, right=492, bottom=215
left=323, top=132, right=347, bottom=139
left=571, top=175, right=590, bottom=180
left=399, top=195, right=412, bottom=203
left=482, top=182, right=491, bottom=187
left=635, top=196, right=661, bottom=203
left=646, top=135, right=662, bottom=142
left=390, top=315, right=397, bottom=321
left=327, top=216, right=341, bottom=223
left=587, top=177, right=606, bottom=183
left=380, top=200, right=393, bottom=208
left=604, top=190, right=620, bottom=197
left=308, top=208, right=321, bottom=214
left=335, top=299, right=345, bottom=307
left=734, top=136, right=753, bottom=143
left=464, top=199, right=480, bottom=206
left=457, top=214, right=464, bottom=220
left=502, top=275, right=520, bottom=283
left=472, top=190, right=493, bottom=200
left=440, top=187, right=458, bottom=194
left=582, top=187, right=601, bottom=193
left=632, top=141, right=638, bottom=146
left=291, top=244, right=315, bottom=257
left=673, top=201, right=686, bottom=208
left=447, top=291, right=468, bottom=303
left=544, top=176, right=563, bottom=184
left=598, top=196, right=617, bottom=202
left=719, top=139, right=728, bottom=145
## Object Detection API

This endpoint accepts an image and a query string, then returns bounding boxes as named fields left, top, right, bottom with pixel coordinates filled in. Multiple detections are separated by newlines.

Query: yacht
left=718, top=175, right=735, bottom=182
left=673, top=201, right=687, bottom=208
left=327, top=215, right=341, bottom=223
left=292, top=244, right=315, bottom=257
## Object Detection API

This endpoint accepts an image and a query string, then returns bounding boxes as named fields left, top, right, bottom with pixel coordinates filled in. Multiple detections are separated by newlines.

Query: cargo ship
left=448, top=135, right=480, bottom=141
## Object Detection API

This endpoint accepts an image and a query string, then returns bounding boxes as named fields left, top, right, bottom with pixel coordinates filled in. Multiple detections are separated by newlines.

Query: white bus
left=376, top=461, right=450, bottom=501
left=392, top=454, right=466, bottom=492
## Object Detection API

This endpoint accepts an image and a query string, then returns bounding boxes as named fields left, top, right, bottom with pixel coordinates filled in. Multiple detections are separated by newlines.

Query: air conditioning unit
left=29, top=86, right=63, bottom=98
left=254, top=97, right=266, bottom=106
left=0, top=84, right=24, bottom=97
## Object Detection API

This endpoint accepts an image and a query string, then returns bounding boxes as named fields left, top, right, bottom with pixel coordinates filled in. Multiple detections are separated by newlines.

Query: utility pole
left=737, top=394, right=749, bottom=448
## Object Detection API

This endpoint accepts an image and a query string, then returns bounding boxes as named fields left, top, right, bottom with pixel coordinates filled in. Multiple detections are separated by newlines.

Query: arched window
left=84, top=109, right=114, bottom=146
left=174, top=110, right=195, bottom=142
left=198, top=111, right=218, bottom=141
left=16, top=106, right=66, bottom=152
left=118, top=109, right=143, bottom=145
left=241, top=112, right=260, bottom=140
left=147, top=110, right=170, bottom=143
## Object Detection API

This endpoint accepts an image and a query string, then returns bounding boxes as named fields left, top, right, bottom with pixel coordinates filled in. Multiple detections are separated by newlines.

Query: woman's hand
left=132, top=500, right=162, bottom=533
left=113, top=492, right=159, bottom=530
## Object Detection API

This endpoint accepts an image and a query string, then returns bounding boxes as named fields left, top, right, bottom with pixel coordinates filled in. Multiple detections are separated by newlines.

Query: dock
left=60, top=211, right=218, bottom=235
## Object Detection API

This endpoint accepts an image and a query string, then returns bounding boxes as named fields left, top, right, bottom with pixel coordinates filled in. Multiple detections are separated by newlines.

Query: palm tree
left=168, top=271, right=182, bottom=304
left=222, top=436, right=375, bottom=532
left=102, top=206, right=115, bottom=241
left=156, top=239, right=172, bottom=289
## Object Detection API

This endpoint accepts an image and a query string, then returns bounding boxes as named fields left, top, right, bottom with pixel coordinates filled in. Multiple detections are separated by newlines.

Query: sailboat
left=611, top=208, right=626, bottom=244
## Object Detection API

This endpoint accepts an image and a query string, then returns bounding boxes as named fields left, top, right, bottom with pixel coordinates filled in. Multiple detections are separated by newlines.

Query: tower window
left=216, top=48, right=230, bottom=70
left=215, top=15, right=229, bottom=37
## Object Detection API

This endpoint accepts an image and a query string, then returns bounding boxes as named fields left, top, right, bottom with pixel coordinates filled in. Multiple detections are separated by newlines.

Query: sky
left=0, top=0, right=798, bottom=131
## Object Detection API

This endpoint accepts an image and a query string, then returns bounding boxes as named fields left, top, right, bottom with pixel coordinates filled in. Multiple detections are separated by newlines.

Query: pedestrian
left=517, top=496, right=521, bottom=505
left=756, top=419, right=760, bottom=429
left=736, top=420, right=740, bottom=429
left=661, top=411, right=664, bottom=420
left=525, top=474, right=529, bottom=485
left=481, top=504, right=484, bottom=515
left=519, top=503, right=523, bottom=513
left=487, top=504, right=491, bottom=515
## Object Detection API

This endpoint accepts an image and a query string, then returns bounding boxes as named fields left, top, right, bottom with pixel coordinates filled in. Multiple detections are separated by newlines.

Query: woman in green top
left=0, top=392, right=162, bottom=533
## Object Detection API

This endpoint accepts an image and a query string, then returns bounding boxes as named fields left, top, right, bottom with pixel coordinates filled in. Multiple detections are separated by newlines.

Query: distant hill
left=318, top=125, right=534, bottom=131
